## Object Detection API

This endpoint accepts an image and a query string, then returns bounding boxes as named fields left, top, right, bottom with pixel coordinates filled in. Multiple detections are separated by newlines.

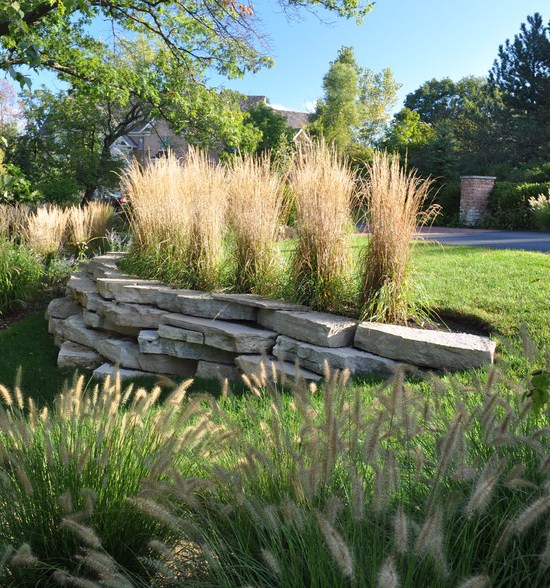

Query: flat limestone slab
left=171, top=291, right=256, bottom=321
left=96, top=277, right=165, bottom=300
left=46, top=296, right=81, bottom=320
left=59, top=314, right=113, bottom=350
left=158, top=323, right=204, bottom=344
left=138, top=330, right=237, bottom=363
left=114, top=283, right=176, bottom=305
left=92, top=363, right=154, bottom=381
left=96, top=338, right=196, bottom=376
left=58, top=341, right=102, bottom=369
left=95, top=299, right=165, bottom=329
left=212, top=293, right=308, bottom=311
left=195, top=361, right=240, bottom=382
left=235, top=355, right=322, bottom=385
left=257, top=310, right=357, bottom=348
left=273, top=335, right=397, bottom=377
left=66, top=272, right=99, bottom=308
left=354, top=322, right=496, bottom=370
left=87, top=252, right=126, bottom=279
left=82, top=310, right=141, bottom=337
left=161, top=313, right=277, bottom=353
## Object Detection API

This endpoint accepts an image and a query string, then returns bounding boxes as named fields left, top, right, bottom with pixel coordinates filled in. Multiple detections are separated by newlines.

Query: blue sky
left=212, top=0, right=546, bottom=112
left=20, top=0, right=547, bottom=114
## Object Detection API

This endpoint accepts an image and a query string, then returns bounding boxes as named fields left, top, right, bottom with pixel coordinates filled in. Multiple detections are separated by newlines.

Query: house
left=111, top=96, right=310, bottom=161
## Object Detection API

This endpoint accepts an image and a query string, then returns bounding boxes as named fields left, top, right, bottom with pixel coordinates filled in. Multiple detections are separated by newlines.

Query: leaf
left=525, top=370, right=550, bottom=413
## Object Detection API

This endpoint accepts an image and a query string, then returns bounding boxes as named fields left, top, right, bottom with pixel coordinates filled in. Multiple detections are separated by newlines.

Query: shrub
left=227, top=153, right=286, bottom=294
left=529, top=191, right=550, bottom=231
left=0, top=163, right=41, bottom=206
left=360, top=151, right=438, bottom=323
left=290, top=141, right=355, bottom=313
left=487, top=182, right=550, bottom=230
left=433, top=180, right=460, bottom=226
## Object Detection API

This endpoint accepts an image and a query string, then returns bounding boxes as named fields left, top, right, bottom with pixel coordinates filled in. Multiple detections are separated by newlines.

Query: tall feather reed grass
left=290, top=141, right=356, bottom=313
left=360, top=151, right=439, bottom=323
left=122, top=150, right=227, bottom=290
left=68, top=201, right=114, bottom=247
left=0, top=204, right=28, bottom=241
left=22, top=205, right=68, bottom=256
left=227, top=153, right=286, bottom=294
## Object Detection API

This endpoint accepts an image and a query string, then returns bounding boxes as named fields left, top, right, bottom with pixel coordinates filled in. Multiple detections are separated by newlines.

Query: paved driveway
left=414, top=227, right=550, bottom=253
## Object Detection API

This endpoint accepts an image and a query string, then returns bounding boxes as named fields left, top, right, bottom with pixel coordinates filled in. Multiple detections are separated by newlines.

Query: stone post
left=459, top=176, right=496, bottom=226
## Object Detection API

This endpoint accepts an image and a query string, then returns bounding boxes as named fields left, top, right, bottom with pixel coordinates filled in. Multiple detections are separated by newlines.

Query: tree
left=310, top=46, right=400, bottom=152
left=489, top=13, right=550, bottom=162
left=245, top=102, right=292, bottom=154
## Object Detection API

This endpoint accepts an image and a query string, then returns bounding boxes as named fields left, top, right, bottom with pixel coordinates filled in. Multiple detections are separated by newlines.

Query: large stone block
left=57, top=341, right=102, bottom=370
left=235, top=355, right=322, bottom=385
left=96, top=337, right=196, bottom=376
left=66, top=272, right=99, bottom=308
left=161, top=313, right=277, bottom=353
left=257, top=310, right=357, bottom=348
left=212, top=293, right=308, bottom=311
left=138, top=330, right=237, bottom=363
left=354, top=322, right=496, bottom=370
left=158, top=323, right=204, bottom=344
left=92, top=363, right=153, bottom=381
left=172, top=291, right=256, bottom=321
left=59, top=314, right=112, bottom=350
left=96, top=277, right=165, bottom=300
left=87, top=252, right=126, bottom=279
left=115, top=283, right=176, bottom=305
left=95, top=299, right=165, bottom=329
left=46, top=296, right=81, bottom=320
left=195, top=361, right=240, bottom=382
left=273, top=335, right=397, bottom=377
left=82, top=310, right=141, bottom=337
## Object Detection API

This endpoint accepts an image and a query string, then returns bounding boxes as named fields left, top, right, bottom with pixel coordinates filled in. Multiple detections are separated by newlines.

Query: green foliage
left=487, top=181, right=550, bottom=229
left=311, top=46, right=400, bottom=152
left=245, top=102, right=293, bottom=155
left=527, top=370, right=550, bottom=413
left=0, top=162, right=41, bottom=204
left=0, top=239, right=44, bottom=314
left=528, top=190, right=550, bottom=231
left=431, top=181, right=461, bottom=225
left=489, top=13, right=550, bottom=163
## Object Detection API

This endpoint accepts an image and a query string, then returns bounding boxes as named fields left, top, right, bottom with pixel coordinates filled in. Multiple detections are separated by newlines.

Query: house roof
left=275, top=109, right=310, bottom=130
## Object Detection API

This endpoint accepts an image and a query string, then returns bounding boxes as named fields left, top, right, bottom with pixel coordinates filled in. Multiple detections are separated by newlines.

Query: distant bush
left=432, top=181, right=461, bottom=226
left=0, top=163, right=41, bottom=205
left=488, top=182, right=550, bottom=229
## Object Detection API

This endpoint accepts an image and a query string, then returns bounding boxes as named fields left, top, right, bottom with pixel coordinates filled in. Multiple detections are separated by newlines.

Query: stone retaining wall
left=46, top=253, right=497, bottom=383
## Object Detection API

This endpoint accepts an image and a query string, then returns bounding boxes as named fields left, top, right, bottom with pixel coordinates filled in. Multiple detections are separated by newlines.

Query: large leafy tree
left=489, top=12, right=550, bottom=162
left=310, top=46, right=399, bottom=152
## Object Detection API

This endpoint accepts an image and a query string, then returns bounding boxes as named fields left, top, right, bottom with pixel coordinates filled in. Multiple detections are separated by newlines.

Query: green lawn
left=0, top=241, right=548, bottom=403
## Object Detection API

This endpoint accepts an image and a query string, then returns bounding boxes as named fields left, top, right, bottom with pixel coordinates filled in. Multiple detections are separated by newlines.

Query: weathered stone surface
left=257, top=310, right=357, bottom=348
left=172, top=291, right=256, bottom=321
left=273, top=335, right=397, bottom=377
left=92, top=363, right=153, bottom=381
left=95, top=299, right=165, bottom=329
left=235, top=355, right=322, bottom=384
left=96, top=337, right=196, bottom=375
left=212, top=292, right=307, bottom=311
left=82, top=310, right=141, bottom=337
left=138, top=330, right=237, bottom=363
left=58, top=341, right=102, bottom=369
left=115, top=283, right=176, bottom=305
left=66, top=272, right=99, bottom=308
left=354, top=322, right=496, bottom=370
left=195, top=361, right=240, bottom=381
left=87, top=252, right=126, bottom=279
left=46, top=296, right=81, bottom=320
left=158, top=323, right=204, bottom=344
left=96, top=277, right=165, bottom=300
left=161, top=313, right=277, bottom=353
left=59, top=314, right=112, bottom=350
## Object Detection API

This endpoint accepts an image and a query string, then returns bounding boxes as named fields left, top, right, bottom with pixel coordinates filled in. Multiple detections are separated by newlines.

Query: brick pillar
left=459, top=176, right=496, bottom=226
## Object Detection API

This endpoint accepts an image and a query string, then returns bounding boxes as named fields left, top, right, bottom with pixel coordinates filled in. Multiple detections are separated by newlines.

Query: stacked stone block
left=46, top=253, right=497, bottom=383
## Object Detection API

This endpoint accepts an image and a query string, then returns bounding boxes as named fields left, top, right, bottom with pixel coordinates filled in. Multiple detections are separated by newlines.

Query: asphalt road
left=414, top=227, right=550, bottom=253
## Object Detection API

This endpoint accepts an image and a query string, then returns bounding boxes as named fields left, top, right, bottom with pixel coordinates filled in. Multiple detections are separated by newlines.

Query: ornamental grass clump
left=290, top=141, right=355, bottom=313
left=0, top=373, right=217, bottom=587
left=68, top=201, right=114, bottom=247
left=529, top=190, right=550, bottom=231
left=227, top=153, right=286, bottom=294
left=23, top=204, right=68, bottom=256
left=122, top=149, right=227, bottom=290
left=360, top=151, right=439, bottom=324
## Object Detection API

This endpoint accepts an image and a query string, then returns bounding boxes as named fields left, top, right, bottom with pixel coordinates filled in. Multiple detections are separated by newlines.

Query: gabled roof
left=276, top=109, right=310, bottom=130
